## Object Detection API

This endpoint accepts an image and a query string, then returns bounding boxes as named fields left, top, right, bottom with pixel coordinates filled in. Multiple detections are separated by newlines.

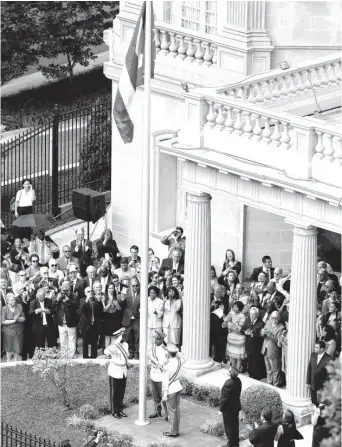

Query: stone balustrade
left=216, top=53, right=342, bottom=104
left=312, top=123, right=342, bottom=165
left=154, top=22, right=217, bottom=68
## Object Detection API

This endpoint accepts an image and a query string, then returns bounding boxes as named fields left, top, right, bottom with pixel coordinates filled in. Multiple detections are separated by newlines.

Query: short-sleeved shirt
left=16, top=189, right=35, bottom=207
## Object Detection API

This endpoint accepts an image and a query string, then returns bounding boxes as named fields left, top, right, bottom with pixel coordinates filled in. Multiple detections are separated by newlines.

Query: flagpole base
left=135, top=418, right=151, bottom=427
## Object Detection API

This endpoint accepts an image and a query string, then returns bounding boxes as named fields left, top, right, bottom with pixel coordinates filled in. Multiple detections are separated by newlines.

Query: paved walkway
left=1, top=51, right=109, bottom=97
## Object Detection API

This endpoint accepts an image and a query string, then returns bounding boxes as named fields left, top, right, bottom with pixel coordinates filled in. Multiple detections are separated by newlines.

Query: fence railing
left=1, top=99, right=111, bottom=229
left=1, top=423, right=59, bottom=447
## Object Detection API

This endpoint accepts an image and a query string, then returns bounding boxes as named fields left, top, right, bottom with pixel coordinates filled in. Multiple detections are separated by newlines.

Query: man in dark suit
left=66, top=265, right=85, bottom=299
left=127, top=245, right=141, bottom=268
left=210, top=284, right=229, bottom=363
left=219, top=366, right=242, bottom=447
left=82, top=265, right=100, bottom=292
left=0, top=278, right=13, bottom=306
left=160, top=248, right=184, bottom=275
left=121, top=277, right=140, bottom=359
left=306, top=341, right=331, bottom=405
left=29, top=288, right=56, bottom=351
left=57, top=245, right=79, bottom=273
left=249, top=408, right=278, bottom=447
left=251, top=256, right=274, bottom=282
left=71, top=227, right=93, bottom=277
left=54, top=281, right=79, bottom=357
left=245, top=307, right=266, bottom=380
left=261, top=311, right=284, bottom=387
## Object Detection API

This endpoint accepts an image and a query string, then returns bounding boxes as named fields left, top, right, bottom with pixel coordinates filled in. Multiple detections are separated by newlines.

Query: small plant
left=207, top=387, right=221, bottom=407
left=192, top=384, right=209, bottom=401
left=96, top=398, right=111, bottom=416
left=79, top=403, right=97, bottom=420
left=32, top=347, right=71, bottom=407
left=148, top=442, right=182, bottom=447
left=180, top=376, right=194, bottom=395
left=98, top=432, right=134, bottom=447
left=67, top=414, right=85, bottom=429
left=200, top=418, right=225, bottom=437
left=241, top=384, right=283, bottom=425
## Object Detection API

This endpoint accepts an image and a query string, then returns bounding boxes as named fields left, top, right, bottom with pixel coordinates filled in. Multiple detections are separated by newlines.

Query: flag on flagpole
left=113, top=1, right=155, bottom=144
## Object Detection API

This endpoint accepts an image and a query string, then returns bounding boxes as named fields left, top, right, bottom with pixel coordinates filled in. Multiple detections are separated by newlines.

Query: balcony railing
left=179, top=91, right=342, bottom=186
left=154, top=21, right=217, bottom=68
left=216, top=53, right=342, bottom=104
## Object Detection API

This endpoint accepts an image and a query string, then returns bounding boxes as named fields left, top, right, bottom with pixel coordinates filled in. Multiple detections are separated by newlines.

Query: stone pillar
left=182, top=192, right=216, bottom=377
left=218, top=1, right=273, bottom=74
left=283, top=219, right=317, bottom=424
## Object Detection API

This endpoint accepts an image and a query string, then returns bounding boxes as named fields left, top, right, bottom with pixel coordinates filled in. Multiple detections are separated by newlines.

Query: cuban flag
left=113, top=1, right=155, bottom=144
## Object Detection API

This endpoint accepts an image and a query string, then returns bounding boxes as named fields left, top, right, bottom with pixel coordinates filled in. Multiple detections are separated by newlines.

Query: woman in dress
left=103, top=282, right=125, bottom=348
left=275, top=409, right=303, bottom=447
left=1, top=293, right=25, bottom=361
left=223, top=300, right=245, bottom=371
left=162, top=286, right=182, bottom=347
left=14, top=178, right=36, bottom=218
left=221, top=249, right=242, bottom=279
left=210, top=266, right=219, bottom=293
left=320, top=325, right=337, bottom=358
left=147, top=285, right=164, bottom=347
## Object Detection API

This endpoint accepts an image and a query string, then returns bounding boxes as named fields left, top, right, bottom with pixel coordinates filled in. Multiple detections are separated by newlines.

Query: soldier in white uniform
left=104, top=327, right=129, bottom=419
left=162, top=342, right=183, bottom=438
left=148, top=330, right=168, bottom=420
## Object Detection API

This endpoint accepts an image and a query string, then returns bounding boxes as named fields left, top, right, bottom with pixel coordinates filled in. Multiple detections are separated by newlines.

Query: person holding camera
left=160, top=227, right=186, bottom=259
left=54, top=281, right=79, bottom=358
left=71, top=228, right=93, bottom=277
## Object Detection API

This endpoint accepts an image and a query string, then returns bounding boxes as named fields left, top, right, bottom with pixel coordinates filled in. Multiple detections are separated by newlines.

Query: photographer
left=160, top=226, right=186, bottom=259
left=78, top=287, right=104, bottom=358
left=54, top=281, right=79, bottom=358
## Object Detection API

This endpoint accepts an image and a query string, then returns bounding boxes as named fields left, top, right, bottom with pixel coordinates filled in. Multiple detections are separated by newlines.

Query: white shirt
left=317, top=352, right=324, bottom=365
left=148, top=343, right=168, bottom=382
left=114, top=267, right=136, bottom=282
left=104, top=341, right=129, bottom=379
left=100, top=276, right=108, bottom=292
left=148, top=297, right=164, bottom=329
left=162, top=356, right=183, bottom=396
left=172, top=261, right=179, bottom=271
left=37, top=300, right=47, bottom=325
left=16, top=189, right=35, bottom=207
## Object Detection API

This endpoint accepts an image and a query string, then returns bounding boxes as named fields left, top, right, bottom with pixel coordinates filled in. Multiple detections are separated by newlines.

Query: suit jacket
left=69, top=278, right=85, bottom=299
left=261, top=321, right=284, bottom=359
left=219, top=376, right=242, bottom=415
left=251, top=266, right=275, bottom=282
left=57, top=255, right=79, bottom=272
left=78, top=299, right=104, bottom=336
left=306, top=352, right=331, bottom=391
left=245, top=317, right=265, bottom=355
left=54, top=293, right=79, bottom=327
left=160, top=257, right=184, bottom=275
left=96, top=238, right=121, bottom=267
left=163, top=298, right=182, bottom=329
left=0, top=269, right=12, bottom=286
left=29, top=298, right=55, bottom=336
left=82, top=275, right=101, bottom=291
left=249, top=421, right=278, bottom=447
left=121, top=291, right=140, bottom=326
left=0, top=287, right=13, bottom=307
left=70, top=239, right=93, bottom=276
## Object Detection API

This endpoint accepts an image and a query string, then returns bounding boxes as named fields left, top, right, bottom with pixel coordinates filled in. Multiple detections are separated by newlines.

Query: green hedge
left=240, top=384, right=283, bottom=424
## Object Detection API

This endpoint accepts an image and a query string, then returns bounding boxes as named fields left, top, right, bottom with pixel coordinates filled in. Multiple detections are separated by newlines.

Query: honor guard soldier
left=104, top=327, right=129, bottom=419
left=148, top=330, right=168, bottom=420
left=162, top=342, right=183, bottom=438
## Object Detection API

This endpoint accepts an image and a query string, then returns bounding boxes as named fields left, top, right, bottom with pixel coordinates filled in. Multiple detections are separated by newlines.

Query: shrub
left=192, top=384, right=209, bottom=401
left=79, top=403, right=97, bottom=420
left=180, top=376, right=194, bottom=396
left=96, top=398, right=111, bottom=416
left=240, top=385, right=283, bottom=425
left=98, top=432, right=134, bottom=447
left=207, top=387, right=221, bottom=407
left=200, top=418, right=225, bottom=437
left=67, top=414, right=84, bottom=429
left=321, top=358, right=341, bottom=447
left=148, top=443, right=182, bottom=447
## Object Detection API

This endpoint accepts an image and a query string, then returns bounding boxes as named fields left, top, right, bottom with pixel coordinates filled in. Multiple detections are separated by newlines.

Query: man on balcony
left=160, top=227, right=186, bottom=259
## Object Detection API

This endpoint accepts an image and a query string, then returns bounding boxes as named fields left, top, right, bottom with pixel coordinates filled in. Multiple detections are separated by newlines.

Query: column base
left=282, top=394, right=314, bottom=426
left=181, top=358, right=220, bottom=378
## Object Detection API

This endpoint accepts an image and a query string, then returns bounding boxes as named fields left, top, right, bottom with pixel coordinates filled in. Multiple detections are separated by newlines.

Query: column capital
left=187, top=191, right=212, bottom=204
left=285, top=217, right=317, bottom=234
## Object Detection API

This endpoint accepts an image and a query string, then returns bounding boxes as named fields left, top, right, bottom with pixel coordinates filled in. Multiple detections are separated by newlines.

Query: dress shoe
left=149, top=413, right=160, bottom=419
left=163, top=432, right=179, bottom=438
left=119, top=411, right=127, bottom=417
left=128, top=354, right=134, bottom=360
left=164, top=416, right=169, bottom=422
left=113, top=413, right=121, bottom=419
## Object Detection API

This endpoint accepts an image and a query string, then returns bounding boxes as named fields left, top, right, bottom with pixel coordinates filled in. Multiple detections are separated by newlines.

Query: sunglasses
left=19, top=274, right=26, bottom=277
left=64, top=251, right=70, bottom=253
left=50, top=264, right=57, bottom=267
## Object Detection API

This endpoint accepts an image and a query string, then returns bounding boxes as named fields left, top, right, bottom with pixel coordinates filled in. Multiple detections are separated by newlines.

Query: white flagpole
left=135, top=0, right=152, bottom=427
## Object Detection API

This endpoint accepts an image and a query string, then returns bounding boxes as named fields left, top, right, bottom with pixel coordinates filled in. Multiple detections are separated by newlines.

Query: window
left=163, top=1, right=173, bottom=24
left=164, top=1, right=217, bottom=35
left=205, top=1, right=217, bottom=35
left=181, top=1, right=201, bottom=31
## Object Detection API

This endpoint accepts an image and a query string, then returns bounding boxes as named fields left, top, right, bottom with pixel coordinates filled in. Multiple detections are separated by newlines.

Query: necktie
left=133, top=292, right=136, bottom=305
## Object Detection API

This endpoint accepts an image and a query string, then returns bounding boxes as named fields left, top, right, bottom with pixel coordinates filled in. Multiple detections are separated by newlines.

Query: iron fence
left=1, top=423, right=59, bottom=447
left=1, top=99, right=111, bottom=228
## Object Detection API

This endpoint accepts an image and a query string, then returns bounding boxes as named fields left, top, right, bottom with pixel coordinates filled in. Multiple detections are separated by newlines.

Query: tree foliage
left=35, top=1, right=119, bottom=81
left=1, top=2, right=39, bottom=85
left=320, top=358, right=341, bottom=447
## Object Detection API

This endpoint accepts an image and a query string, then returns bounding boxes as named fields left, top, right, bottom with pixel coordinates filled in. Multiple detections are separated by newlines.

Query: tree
left=320, top=358, right=341, bottom=447
left=35, top=2, right=119, bottom=81
left=1, top=2, right=39, bottom=85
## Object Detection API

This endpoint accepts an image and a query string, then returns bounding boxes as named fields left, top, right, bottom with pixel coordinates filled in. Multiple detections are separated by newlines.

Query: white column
left=182, top=192, right=215, bottom=376
left=284, top=220, right=317, bottom=419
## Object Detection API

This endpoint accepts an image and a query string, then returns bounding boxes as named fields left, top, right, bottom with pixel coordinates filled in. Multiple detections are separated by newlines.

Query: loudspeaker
left=72, top=188, right=106, bottom=224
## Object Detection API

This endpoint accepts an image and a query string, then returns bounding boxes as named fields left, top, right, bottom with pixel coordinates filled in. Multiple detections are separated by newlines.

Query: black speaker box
left=72, top=188, right=106, bottom=224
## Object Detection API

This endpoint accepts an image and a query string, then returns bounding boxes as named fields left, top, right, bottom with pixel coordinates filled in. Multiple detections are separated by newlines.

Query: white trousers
left=58, top=325, right=76, bottom=358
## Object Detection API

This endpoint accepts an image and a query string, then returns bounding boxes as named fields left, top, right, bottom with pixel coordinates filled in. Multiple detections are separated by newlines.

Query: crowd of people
left=1, top=223, right=341, bottom=393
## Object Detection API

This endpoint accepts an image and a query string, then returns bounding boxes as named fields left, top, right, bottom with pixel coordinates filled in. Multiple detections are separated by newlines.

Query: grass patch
left=1, top=362, right=146, bottom=447
left=1, top=68, right=111, bottom=130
